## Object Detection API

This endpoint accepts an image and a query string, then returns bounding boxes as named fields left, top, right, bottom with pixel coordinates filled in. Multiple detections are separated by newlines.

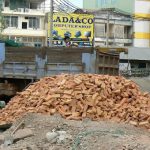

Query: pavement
left=130, top=77, right=150, bottom=92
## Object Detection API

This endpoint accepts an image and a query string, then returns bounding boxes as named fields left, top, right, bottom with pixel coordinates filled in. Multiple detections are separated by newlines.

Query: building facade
left=93, top=9, right=133, bottom=47
left=2, top=0, right=47, bottom=47
left=83, top=0, right=134, bottom=13
left=120, top=47, right=150, bottom=77
left=134, top=0, right=150, bottom=47
left=83, top=0, right=150, bottom=48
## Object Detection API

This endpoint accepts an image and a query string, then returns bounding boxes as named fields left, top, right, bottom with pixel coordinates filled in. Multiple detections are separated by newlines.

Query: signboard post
left=49, top=0, right=53, bottom=47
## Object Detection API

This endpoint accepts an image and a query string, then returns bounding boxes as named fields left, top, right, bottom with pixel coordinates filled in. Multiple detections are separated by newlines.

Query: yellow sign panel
left=48, top=13, right=94, bottom=47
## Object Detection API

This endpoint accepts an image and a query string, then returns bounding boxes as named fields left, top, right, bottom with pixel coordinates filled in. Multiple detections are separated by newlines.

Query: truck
left=0, top=42, right=125, bottom=101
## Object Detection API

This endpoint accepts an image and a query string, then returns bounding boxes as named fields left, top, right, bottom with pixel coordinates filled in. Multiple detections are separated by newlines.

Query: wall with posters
left=48, top=13, right=94, bottom=47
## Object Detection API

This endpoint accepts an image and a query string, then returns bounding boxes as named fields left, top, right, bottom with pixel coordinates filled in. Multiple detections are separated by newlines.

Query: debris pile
left=0, top=74, right=150, bottom=129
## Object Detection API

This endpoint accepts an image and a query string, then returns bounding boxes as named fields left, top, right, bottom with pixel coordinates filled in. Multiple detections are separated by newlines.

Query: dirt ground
left=0, top=113, right=150, bottom=150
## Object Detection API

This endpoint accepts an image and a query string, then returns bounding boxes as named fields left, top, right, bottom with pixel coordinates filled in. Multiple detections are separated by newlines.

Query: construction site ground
left=0, top=75, right=150, bottom=150
left=0, top=113, right=150, bottom=150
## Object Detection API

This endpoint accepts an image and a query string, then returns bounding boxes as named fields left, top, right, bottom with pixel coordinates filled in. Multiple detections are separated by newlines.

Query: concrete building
left=134, top=0, right=150, bottom=48
left=120, top=47, right=150, bottom=76
left=91, top=9, right=133, bottom=47
left=2, top=0, right=47, bottom=47
left=83, top=0, right=150, bottom=48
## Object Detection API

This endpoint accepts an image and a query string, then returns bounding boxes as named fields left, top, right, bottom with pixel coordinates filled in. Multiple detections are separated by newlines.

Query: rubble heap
left=0, top=74, right=150, bottom=129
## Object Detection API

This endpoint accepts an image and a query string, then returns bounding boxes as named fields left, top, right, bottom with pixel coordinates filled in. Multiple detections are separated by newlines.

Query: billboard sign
left=48, top=13, right=94, bottom=47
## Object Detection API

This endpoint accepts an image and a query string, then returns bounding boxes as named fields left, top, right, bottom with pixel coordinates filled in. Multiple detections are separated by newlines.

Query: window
left=29, top=17, right=40, bottom=29
left=9, top=36, right=15, bottom=41
left=138, top=63, right=146, bottom=68
left=114, top=25, right=124, bottom=39
left=22, top=22, right=27, bottom=29
left=33, top=37, right=38, bottom=42
left=124, top=26, right=132, bottom=39
left=22, top=37, right=28, bottom=42
left=5, top=0, right=10, bottom=7
left=4, top=16, right=18, bottom=27
left=30, top=3, right=38, bottom=9
left=11, top=16, right=18, bottom=27
left=4, top=16, right=10, bottom=27
left=34, top=43, right=42, bottom=47
left=33, top=37, right=42, bottom=42
left=28, top=37, right=32, bottom=42
left=95, top=24, right=105, bottom=38
left=38, top=38, right=43, bottom=43
left=16, top=37, right=21, bottom=42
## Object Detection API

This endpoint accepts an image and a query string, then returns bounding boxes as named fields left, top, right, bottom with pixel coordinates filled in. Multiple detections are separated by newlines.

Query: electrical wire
left=2, top=0, right=150, bottom=21
left=63, top=0, right=79, bottom=9
left=92, top=8, right=150, bottom=21
left=111, top=8, right=150, bottom=21
left=54, top=1, right=74, bottom=13
left=58, top=0, right=75, bottom=10
left=54, top=0, right=76, bottom=13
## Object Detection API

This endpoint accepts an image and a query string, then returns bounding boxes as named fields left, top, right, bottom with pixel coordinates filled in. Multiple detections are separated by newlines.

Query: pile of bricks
left=0, top=74, right=149, bottom=129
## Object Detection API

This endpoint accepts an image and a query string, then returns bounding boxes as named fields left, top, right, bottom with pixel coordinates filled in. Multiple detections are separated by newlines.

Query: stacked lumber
left=0, top=74, right=149, bottom=129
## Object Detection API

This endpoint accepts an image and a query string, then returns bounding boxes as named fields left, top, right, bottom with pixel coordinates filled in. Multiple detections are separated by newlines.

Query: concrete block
left=13, top=128, right=33, bottom=142
left=0, top=135, right=4, bottom=145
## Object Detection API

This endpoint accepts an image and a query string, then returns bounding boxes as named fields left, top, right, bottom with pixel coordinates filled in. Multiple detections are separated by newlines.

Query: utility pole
left=106, top=11, right=110, bottom=47
left=0, top=0, right=3, bottom=39
left=49, top=0, right=53, bottom=47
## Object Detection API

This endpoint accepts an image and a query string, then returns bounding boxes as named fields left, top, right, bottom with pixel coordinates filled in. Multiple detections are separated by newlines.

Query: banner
left=48, top=13, right=94, bottom=47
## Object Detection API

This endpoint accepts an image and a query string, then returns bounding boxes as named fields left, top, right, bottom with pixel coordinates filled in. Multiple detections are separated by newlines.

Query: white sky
left=45, top=0, right=83, bottom=8
left=69, top=0, right=83, bottom=8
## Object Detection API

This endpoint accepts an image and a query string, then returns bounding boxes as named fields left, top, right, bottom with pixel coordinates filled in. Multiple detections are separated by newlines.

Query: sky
left=45, top=0, right=83, bottom=9
left=68, top=0, right=83, bottom=8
